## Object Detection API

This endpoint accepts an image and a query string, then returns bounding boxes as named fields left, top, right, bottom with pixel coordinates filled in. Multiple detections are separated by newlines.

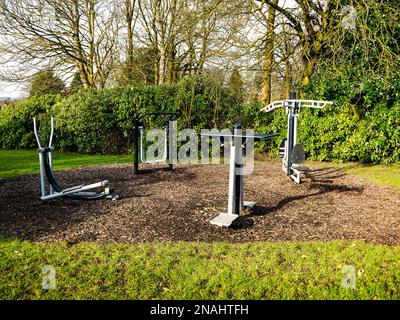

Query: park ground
left=1, top=149, right=400, bottom=299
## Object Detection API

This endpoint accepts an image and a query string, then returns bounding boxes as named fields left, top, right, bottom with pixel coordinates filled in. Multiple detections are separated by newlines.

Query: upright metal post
left=47, top=151, right=53, bottom=195
left=170, top=119, right=179, bottom=168
left=287, top=110, right=295, bottom=176
left=227, top=143, right=236, bottom=215
left=285, top=112, right=290, bottom=166
left=133, top=115, right=139, bottom=175
left=167, top=120, right=173, bottom=172
left=286, top=92, right=297, bottom=176
left=38, top=153, right=46, bottom=198
left=233, top=124, right=242, bottom=215
left=49, top=117, right=54, bottom=148
left=48, top=117, right=54, bottom=195
left=293, top=114, right=298, bottom=146
left=33, top=118, right=46, bottom=198
left=293, top=97, right=300, bottom=147
left=240, top=159, right=245, bottom=212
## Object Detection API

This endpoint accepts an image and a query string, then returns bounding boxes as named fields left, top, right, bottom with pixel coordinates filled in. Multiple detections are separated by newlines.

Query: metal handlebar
left=33, top=117, right=55, bottom=149
left=261, top=100, right=333, bottom=113
left=33, top=117, right=41, bottom=149
left=49, top=117, right=54, bottom=148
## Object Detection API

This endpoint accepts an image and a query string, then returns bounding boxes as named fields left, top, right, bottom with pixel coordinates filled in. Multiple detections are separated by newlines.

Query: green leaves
left=1, top=72, right=399, bottom=164
left=296, top=102, right=400, bottom=164
left=0, top=94, right=62, bottom=149
left=0, top=77, right=243, bottom=155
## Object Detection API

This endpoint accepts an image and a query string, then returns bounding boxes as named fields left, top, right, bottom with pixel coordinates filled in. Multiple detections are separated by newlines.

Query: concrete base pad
left=244, top=201, right=257, bottom=209
left=210, top=201, right=257, bottom=227
left=210, top=214, right=240, bottom=227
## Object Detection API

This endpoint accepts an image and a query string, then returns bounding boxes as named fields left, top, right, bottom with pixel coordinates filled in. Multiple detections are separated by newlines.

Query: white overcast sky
left=0, top=0, right=297, bottom=99
left=0, top=81, right=27, bottom=99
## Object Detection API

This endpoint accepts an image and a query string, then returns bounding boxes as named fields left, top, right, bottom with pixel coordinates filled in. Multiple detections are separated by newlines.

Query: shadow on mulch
left=250, top=183, right=364, bottom=218
left=233, top=170, right=364, bottom=231
left=0, top=163, right=399, bottom=245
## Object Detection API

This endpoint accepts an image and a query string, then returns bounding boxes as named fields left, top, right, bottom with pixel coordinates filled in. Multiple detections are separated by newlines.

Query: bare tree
left=124, top=0, right=137, bottom=83
left=253, top=0, right=279, bottom=104
left=255, top=0, right=399, bottom=87
left=134, top=0, right=250, bottom=84
left=0, top=0, right=120, bottom=88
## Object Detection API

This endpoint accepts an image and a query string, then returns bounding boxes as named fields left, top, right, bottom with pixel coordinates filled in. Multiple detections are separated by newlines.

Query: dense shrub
left=296, top=102, right=400, bottom=164
left=297, top=63, right=400, bottom=164
left=0, top=94, right=62, bottom=149
left=1, top=74, right=399, bottom=163
left=54, top=77, right=242, bottom=154
left=346, top=103, right=400, bottom=164
left=0, top=77, right=243, bottom=154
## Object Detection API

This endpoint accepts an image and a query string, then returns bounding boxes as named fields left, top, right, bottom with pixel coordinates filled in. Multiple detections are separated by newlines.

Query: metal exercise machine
left=133, top=112, right=178, bottom=175
left=201, top=125, right=278, bottom=227
left=261, top=93, right=333, bottom=183
left=33, top=117, right=119, bottom=201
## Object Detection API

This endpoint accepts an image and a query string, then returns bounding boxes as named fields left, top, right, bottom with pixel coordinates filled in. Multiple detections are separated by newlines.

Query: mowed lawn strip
left=309, top=161, right=400, bottom=189
left=1, top=240, right=399, bottom=300
left=2, top=149, right=400, bottom=189
left=0, top=149, right=132, bottom=180
left=346, top=165, right=400, bottom=189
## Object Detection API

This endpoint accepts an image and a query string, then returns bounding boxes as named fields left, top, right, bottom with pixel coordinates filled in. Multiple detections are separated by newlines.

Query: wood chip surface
left=1, top=163, right=399, bottom=245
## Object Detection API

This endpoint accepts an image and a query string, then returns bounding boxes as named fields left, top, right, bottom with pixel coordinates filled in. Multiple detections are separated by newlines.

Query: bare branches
left=0, top=0, right=119, bottom=88
left=0, top=0, right=398, bottom=95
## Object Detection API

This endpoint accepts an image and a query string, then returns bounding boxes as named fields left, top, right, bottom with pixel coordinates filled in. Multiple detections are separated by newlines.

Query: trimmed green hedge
left=298, top=102, right=400, bottom=164
left=297, top=65, right=400, bottom=164
left=0, top=75, right=399, bottom=163
left=0, top=94, right=62, bottom=149
left=0, top=77, right=243, bottom=154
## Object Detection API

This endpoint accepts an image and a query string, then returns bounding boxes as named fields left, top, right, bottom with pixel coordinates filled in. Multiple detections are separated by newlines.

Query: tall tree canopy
left=29, top=69, right=65, bottom=97
left=0, top=0, right=398, bottom=102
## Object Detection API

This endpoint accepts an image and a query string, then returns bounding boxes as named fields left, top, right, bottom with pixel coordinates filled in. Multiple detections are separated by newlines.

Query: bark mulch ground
left=1, top=163, right=399, bottom=245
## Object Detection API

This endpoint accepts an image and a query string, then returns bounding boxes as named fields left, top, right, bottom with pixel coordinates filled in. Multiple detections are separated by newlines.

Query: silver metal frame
left=202, top=133, right=255, bottom=227
left=139, top=125, right=168, bottom=164
left=33, top=117, right=113, bottom=201
left=262, top=99, right=333, bottom=184
left=201, top=129, right=277, bottom=227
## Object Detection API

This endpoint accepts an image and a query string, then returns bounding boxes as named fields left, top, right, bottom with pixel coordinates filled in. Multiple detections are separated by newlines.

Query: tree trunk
left=154, top=51, right=160, bottom=85
left=260, top=0, right=278, bottom=105
left=166, top=41, right=175, bottom=83
left=86, top=0, right=96, bottom=87
left=158, top=45, right=167, bottom=84
left=125, top=0, right=135, bottom=83
left=301, top=45, right=318, bottom=86
left=283, top=57, right=292, bottom=99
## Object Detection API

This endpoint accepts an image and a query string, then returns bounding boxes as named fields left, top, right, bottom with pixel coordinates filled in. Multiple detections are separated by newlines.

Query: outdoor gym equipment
left=33, top=117, right=119, bottom=202
left=201, top=125, right=278, bottom=227
left=133, top=112, right=178, bottom=175
left=261, top=93, right=333, bottom=184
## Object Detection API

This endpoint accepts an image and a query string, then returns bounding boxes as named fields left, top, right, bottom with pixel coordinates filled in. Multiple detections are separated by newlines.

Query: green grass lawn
left=0, top=149, right=132, bottom=180
left=310, top=161, right=400, bottom=190
left=1, top=240, right=399, bottom=300
left=346, top=165, right=400, bottom=189
left=1, top=149, right=400, bottom=300
left=2, top=149, right=400, bottom=189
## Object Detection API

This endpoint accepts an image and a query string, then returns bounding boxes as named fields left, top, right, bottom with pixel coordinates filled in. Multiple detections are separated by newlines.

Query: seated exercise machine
left=261, top=93, right=333, bottom=184
left=132, top=112, right=178, bottom=175
left=201, top=124, right=278, bottom=227
left=33, top=117, right=119, bottom=201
